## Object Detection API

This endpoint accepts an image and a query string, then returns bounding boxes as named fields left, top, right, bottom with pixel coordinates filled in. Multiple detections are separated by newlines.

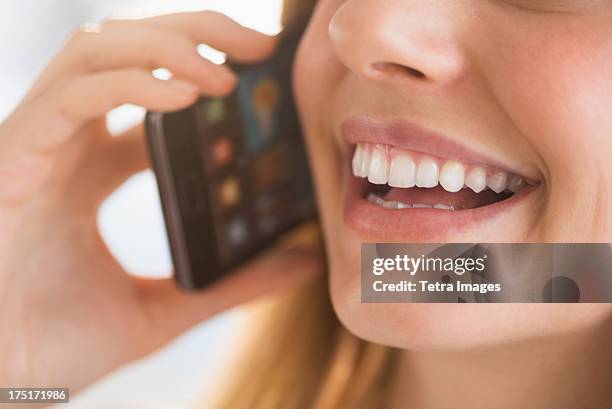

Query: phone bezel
left=146, top=112, right=196, bottom=288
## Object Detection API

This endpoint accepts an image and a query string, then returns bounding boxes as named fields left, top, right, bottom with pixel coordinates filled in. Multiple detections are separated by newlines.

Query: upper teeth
left=352, top=143, right=527, bottom=194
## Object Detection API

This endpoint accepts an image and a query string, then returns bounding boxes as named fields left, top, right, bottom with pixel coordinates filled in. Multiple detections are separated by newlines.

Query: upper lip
left=339, top=115, right=540, bottom=181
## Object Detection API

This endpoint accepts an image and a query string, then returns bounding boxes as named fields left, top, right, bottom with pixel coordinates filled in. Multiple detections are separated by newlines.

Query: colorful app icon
left=212, top=137, right=233, bottom=167
left=227, top=218, right=248, bottom=246
left=238, top=69, right=282, bottom=152
left=218, top=177, right=241, bottom=208
left=253, top=146, right=290, bottom=192
left=204, top=99, right=226, bottom=125
left=252, top=78, right=280, bottom=141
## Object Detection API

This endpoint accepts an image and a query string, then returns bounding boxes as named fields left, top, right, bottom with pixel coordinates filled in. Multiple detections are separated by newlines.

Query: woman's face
left=293, top=0, right=612, bottom=350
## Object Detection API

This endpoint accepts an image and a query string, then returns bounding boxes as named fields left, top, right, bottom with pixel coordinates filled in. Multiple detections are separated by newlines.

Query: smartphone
left=145, top=22, right=316, bottom=290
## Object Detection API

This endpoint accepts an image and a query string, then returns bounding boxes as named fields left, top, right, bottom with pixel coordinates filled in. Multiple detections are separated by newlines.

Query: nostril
left=371, top=62, right=427, bottom=81
left=405, top=66, right=427, bottom=79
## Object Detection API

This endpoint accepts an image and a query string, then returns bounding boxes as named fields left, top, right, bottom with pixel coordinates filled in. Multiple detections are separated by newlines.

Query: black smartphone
left=145, top=21, right=316, bottom=290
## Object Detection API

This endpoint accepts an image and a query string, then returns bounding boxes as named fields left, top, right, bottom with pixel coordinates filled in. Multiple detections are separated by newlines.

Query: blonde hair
left=209, top=2, right=398, bottom=407
left=210, top=225, right=397, bottom=409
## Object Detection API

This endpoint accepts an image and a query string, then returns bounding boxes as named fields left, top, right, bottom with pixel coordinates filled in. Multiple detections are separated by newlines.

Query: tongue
left=382, top=186, right=510, bottom=210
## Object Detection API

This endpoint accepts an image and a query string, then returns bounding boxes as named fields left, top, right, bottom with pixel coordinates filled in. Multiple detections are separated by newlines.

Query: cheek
left=504, top=37, right=612, bottom=166
left=293, top=31, right=339, bottom=206
left=294, top=17, right=366, bottom=319
left=293, top=17, right=348, bottom=233
left=293, top=0, right=348, bottom=127
left=293, top=23, right=345, bottom=125
left=484, top=24, right=612, bottom=239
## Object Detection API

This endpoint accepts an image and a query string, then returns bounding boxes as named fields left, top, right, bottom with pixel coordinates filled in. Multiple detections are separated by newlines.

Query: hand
left=0, top=11, right=321, bottom=394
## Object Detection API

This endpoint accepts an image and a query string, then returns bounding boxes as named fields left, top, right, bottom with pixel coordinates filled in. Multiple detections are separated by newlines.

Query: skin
left=2, top=2, right=612, bottom=408
left=293, top=0, right=612, bottom=408
left=0, top=11, right=321, bottom=398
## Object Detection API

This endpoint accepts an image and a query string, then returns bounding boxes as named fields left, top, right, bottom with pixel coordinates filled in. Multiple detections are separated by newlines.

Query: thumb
left=135, top=244, right=323, bottom=342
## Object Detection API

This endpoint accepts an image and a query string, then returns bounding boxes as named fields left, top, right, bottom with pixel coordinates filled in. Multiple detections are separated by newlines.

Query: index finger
left=137, top=11, right=279, bottom=63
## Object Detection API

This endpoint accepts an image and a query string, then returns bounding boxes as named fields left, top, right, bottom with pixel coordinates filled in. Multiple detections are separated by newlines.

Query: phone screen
left=146, top=21, right=316, bottom=289
left=198, top=33, right=315, bottom=267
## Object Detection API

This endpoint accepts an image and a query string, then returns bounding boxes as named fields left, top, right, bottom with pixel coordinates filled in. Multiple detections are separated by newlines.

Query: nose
left=329, top=0, right=468, bottom=88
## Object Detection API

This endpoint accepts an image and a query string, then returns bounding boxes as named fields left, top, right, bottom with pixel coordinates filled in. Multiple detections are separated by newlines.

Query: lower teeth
left=366, top=193, right=455, bottom=211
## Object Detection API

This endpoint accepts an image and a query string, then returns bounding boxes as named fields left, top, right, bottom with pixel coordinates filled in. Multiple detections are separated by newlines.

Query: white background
left=0, top=1, right=282, bottom=407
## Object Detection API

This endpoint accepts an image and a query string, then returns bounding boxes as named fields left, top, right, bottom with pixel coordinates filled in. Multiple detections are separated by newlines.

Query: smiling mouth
left=353, top=142, right=533, bottom=211
left=340, top=117, right=542, bottom=240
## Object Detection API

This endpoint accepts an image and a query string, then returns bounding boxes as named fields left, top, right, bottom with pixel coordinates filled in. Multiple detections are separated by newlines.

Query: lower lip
left=343, top=164, right=538, bottom=242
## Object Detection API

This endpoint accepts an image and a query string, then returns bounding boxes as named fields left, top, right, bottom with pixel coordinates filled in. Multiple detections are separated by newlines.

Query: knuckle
left=197, top=9, right=224, bottom=19
left=46, top=77, right=73, bottom=101
left=28, top=77, right=80, bottom=126
left=51, top=78, right=77, bottom=111
left=175, top=9, right=230, bottom=26
left=196, top=10, right=235, bottom=25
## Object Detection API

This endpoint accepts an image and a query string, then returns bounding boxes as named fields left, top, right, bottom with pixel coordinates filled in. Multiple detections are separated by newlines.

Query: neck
left=388, top=317, right=612, bottom=409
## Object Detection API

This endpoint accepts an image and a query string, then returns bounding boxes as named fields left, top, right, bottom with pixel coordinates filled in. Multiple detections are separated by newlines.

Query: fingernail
left=170, top=79, right=198, bottom=97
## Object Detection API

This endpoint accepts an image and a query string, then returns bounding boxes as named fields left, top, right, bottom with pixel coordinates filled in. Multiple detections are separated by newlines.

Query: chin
left=328, top=262, right=612, bottom=352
